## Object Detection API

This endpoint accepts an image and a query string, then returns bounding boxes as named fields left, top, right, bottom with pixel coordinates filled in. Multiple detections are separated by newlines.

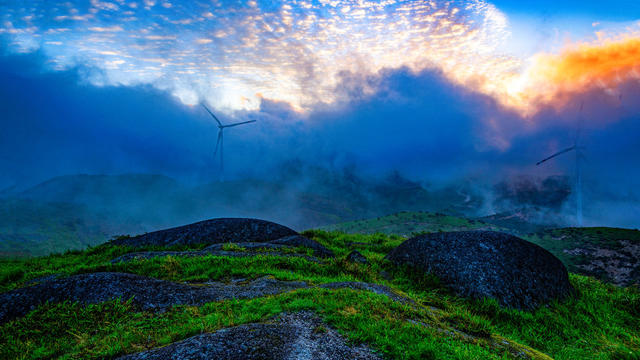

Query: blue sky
left=493, top=0, right=640, bottom=20
left=0, top=0, right=639, bottom=226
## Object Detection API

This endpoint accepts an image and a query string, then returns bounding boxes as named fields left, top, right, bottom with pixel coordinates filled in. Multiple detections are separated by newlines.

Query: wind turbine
left=201, top=104, right=256, bottom=181
left=536, top=102, right=585, bottom=226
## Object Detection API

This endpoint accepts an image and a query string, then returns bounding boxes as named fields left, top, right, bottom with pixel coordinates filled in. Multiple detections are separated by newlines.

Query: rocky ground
left=524, top=227, right=640, bottom=286
left=0, top=218, right=638, bottom=359
left=117, top=311, right=383, bottom=360
left=0, top=272, right=414, bottom=325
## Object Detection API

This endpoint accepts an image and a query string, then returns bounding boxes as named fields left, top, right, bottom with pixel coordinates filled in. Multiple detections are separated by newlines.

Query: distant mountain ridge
left=19, top=173, right=182, bottom=205
left=1, top=172, right=485, bottom=256
left=1, top=171, right=593, bottom=258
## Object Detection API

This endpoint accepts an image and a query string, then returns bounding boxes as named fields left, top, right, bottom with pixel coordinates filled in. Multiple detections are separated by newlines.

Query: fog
left=1, top=48, right=639, bottom=234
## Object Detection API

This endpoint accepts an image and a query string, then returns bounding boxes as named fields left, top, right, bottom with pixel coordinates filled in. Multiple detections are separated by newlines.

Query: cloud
left=88, top=25, right=124, bottom=32
left=497, top=36, right=640, bottom=117
left=1, top=47, right=640, bottom=227
left=1, top=1, right=640, bottom=228
left=0, top=0, right=517, bottom=113
left=2, top=0, right=635, bottom=151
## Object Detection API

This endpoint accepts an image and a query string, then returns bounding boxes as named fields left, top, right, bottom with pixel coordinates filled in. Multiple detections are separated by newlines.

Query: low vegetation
left=0, top=199, right=110, bottom=257
left=1, top=230, right=638, bottom=359
left=320, top=211, right=506, bottom=236
left=524, top=227, right=640, bottom=286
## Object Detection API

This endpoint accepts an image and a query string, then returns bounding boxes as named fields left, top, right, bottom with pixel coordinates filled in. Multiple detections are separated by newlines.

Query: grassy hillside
left=0, top=231, right=637, bottom=359
left=320, top=211, right=508, bottom=236
left=0, top=199, right=112, bottom=257
left=524, top=227, right=640, bottom=286
left=321, top=212, right=640, bottom=287
left=0, top=173, right=487, bottom=257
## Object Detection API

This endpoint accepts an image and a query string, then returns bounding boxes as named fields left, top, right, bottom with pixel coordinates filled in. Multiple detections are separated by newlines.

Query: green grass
left=1, top=288, right=524, bottom=360
left=0, top=199, right=110, bottom=257
left=524, top=227, right=640, bottom=285
left=525, top=227, right=640, bottom=257
left=0, top=230, right=638, bottom=359
left=320, top=211, right=507, bottom=237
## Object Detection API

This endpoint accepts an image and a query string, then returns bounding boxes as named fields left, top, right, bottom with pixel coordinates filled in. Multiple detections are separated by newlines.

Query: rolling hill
left=0, top=172, right=487, bottom=257
left=0, top=199, right=112, bottom=257
left=324, top=212, right=640, bottom=287
left=0, top=221, right=637, bottom=359
left=320, top=211, right=508, bottom=236
left=524, top=227, right=640, bottom=286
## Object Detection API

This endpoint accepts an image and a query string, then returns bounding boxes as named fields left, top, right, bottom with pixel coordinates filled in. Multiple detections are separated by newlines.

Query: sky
left=0, top=0, right=639, bottom=226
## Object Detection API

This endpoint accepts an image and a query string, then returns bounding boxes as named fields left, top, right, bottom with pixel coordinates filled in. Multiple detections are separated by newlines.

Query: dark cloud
left=0, top=50, right=214, bottom=186
left=1, top=49, right=639, bottom=228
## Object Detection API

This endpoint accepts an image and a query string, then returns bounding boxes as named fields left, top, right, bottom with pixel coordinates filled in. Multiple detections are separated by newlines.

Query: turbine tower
left=536, top=103, right=585, bottom=226
left=201, top=104, right=256, bottom=181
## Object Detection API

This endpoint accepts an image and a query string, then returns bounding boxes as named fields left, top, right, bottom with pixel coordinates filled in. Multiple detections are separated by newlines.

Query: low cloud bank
left=1, top=49, right=639, bottom=229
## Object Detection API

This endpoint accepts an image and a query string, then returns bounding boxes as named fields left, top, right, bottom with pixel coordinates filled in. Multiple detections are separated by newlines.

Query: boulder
left=117, top=311, right=381, bottom=360
left=346, top=250, right=368, bottom=264
left=110, top=218, right=298, bottom=247
left=109, top=218, right=334, bottom=258
left=385, top=231, right=574, bottom=310
left=269, top=235, right=335, bottom=258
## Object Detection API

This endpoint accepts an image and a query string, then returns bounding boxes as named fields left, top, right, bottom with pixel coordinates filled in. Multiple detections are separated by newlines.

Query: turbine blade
left=213, top=130, right=222, bottom=157
left=201, top=104, right=223, bottom=127
left=222, top=120, right=256, bottom=128
left=536, top=146, right=576, bottom=166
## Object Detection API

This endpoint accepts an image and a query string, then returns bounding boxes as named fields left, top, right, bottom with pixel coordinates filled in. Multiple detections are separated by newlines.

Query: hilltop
left=325, top=211, right=640, bottom=287
left=0, top=218, right=637, bottom=359
left=524, top=227, right=640, bottom=286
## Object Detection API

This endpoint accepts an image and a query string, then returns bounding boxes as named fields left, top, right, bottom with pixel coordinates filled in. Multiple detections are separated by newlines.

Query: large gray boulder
left=111, top=218, right=298, bottom=247
left=117, top=311, right=381, bottom=360
left=0, top=273, right=308, bottom=324
left=385, top=231, right=574, bottom=310
left=109, top=218, right=334, bottom=257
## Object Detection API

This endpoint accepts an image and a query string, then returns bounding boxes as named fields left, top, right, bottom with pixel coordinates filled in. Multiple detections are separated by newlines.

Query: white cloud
left=88, top=25, right=123, bottom=32
left=0, top=0, right=522, bottom=113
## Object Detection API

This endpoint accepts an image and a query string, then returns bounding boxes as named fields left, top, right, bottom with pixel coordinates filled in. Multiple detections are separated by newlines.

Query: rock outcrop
left=346, top=250, right=368, bottom=264
left=109, top=218, right=334, bottom=258
left=111, top=218, right=298, bottom=247
left=386, top=231, right=574, bottom=310
left=0, top=272, right=414, bottom=324
left=117, top=311, right=382, bottom=360
left=270, top=235, right=335, bottom=258
left=110, top=245, right=322, bottom=264
left=0, top=273, right=307, bottom=324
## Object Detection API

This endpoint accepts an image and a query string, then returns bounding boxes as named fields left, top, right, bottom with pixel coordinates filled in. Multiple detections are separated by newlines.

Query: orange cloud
left=502, top=37, right=640, bottom=115
left=538, top=38, right=640, bottom=90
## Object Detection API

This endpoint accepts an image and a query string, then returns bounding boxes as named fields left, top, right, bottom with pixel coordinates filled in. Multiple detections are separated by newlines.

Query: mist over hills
left=0, top=163, right=581, bottom=256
